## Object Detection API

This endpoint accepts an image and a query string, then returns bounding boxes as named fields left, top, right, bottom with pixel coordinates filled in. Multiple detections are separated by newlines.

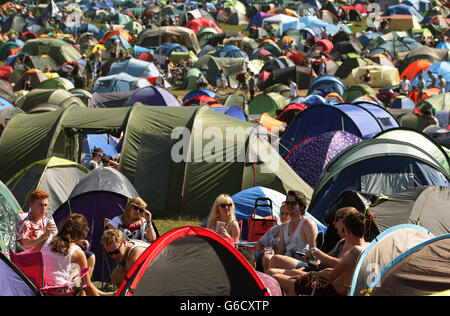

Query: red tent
left=315, top=39, right=334, bottom=52
left=183, top=95, right=219, bottom=106
left=137, top=52, right=155, bottom=62
left=408, top=87, right=440, bottom=103
left=185, top=18, right=223, bottom=34
left=277, top=103, right=308, bottom=125
left=0, top=66, right=13, bottom=81
left=116, top=226, right=270, bottom=296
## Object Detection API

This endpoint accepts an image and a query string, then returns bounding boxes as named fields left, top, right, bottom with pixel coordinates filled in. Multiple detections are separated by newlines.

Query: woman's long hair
left=51, top=214, right=89, bottom=256
left=206, top=194, right=236, bottom=229
left=121, top=197, right=147, bottom=227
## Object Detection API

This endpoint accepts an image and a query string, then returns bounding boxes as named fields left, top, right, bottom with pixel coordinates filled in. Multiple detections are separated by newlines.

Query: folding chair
left=10, top=248, right=90, bottom=296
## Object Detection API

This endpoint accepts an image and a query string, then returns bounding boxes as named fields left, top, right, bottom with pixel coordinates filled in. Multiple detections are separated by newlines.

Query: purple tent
left=285, top=131, right=362, bottom=188
left=248, top=12, right=275, bottom=29
left=0, top=252, right=39, bottom=296
left=123, top=86, right=181, bottom=107
left=52, top=168, right=141, bottom=282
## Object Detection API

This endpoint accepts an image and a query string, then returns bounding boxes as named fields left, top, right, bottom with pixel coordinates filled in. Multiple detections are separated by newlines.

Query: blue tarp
left=410, top=61, right=450, bottom=92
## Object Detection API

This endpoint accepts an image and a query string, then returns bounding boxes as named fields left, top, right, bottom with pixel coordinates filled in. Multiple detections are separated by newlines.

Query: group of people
left=15, top=189, right=157, bottom=296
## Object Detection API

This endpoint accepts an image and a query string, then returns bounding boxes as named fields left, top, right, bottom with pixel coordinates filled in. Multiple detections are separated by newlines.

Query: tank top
left=283, top=218, right=308, bottom=256
left=41, top=236, right=81, bottom=286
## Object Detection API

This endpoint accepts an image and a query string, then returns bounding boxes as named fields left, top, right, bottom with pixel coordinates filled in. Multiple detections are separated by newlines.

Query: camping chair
left=9, top=248, right=90, bottom=296
left=247, top=198, right=278, bottom=242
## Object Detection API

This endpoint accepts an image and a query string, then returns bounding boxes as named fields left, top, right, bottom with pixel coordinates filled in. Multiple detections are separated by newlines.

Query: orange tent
left=99, top=29, right=133, bottom=44
left=408, top=87, right=440, bottom=103
left=400, top=60, right=432, bottom=81
left=286, top=50, right=305, bottom=65
left=259, top=112, right=286, bottom=133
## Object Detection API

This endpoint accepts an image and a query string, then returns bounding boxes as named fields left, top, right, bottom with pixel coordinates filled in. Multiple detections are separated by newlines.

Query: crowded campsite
left=0, top=0, right=450, bottom=299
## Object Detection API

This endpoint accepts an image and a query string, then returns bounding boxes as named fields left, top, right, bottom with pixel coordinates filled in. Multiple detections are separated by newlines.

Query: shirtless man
left=294, top=212, right=369, bottom=296
left=264, top=190, right=318, bottom=273
left=101, top=229, right=150, bottom=288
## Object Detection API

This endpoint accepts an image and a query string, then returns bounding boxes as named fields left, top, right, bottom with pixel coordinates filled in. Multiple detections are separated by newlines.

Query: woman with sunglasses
left=108, top=197, right=156, bottom=244
left=205, top=194, right=240, bottom=243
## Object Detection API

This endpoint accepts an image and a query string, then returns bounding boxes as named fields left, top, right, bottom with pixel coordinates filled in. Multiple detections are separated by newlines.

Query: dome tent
left=6, top=157, right=89, bottom=216
left=349, top=225, right=434, bottom=296
left=124, top=86, right=181, bottom=107
left=247, top=92, right=287, bottom=118
left=280, top=103, right=399, bottom=157
left=53, top=167, right=142, bottom=282
left=117, top=226, right=269, bottom=296
left=307, top=138, right=450, bottom=223
left=0, top=180, right=21, bottom=253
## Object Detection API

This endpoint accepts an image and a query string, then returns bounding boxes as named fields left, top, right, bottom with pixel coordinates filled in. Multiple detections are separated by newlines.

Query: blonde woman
left=206, top=194, right=240, bottom=242
left=108, top=197, right=156, bottom=243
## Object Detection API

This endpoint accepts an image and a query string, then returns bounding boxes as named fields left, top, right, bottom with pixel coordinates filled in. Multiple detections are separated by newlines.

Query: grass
left=153, top=218, right=203, bottom=236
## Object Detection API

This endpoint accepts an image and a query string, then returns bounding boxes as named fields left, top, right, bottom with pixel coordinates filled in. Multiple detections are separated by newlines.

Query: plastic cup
left=216, top=221, right=225, bottom=231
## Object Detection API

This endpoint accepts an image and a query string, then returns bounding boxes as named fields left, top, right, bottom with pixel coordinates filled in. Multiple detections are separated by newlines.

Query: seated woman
left=205, top=194, right=240, bottom=243
left=108, top=197, right=156, bottom=244
left=40, top=214, right=99, bottom=296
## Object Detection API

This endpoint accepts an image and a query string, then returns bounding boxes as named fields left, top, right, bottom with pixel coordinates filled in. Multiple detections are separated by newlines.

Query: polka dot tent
left=285, top=131, right=362, bottom=188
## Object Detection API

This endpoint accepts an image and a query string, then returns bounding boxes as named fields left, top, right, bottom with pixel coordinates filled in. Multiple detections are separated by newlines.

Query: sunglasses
left=285, top=201, right=299, bottom=206
left=106, top=243, right=123, bottom=257
left=219, top=203, right=233, bottom=208
left=131, top=204, right=145, bottom=213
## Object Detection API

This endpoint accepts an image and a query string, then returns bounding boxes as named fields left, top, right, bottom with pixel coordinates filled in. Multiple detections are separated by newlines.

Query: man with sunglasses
left=265, top=190, right=318, bottom=274
left=101, top=228, right=149, bottom=288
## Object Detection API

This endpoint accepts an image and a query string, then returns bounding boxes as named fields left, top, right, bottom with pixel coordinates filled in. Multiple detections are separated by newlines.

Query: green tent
left=0, top=180, right=21, bottom=253
left=335, top=57, right=371, bottom=79
left=265, top=84, right=291, bottom=98
left=6, top=157, right=89, bottom=215
left=183, top=68, right=203, bottom=90
left=416, top=93, right=450, bottom=113
left=342, top=84, right=377, bottom=102
left=21, top=38, right=81, bottom=65
left=170, top=51, right=198, bottom=65
left=0, top=41, right=21, bottom=60
left=37, top=77, right=75, bottom=90
left=17, top=89, right=81, bottom=113
left=248, top=92, right=287, bottom=118
left=375, top=128, right=450, bottom=175
left=0, top=105, right=312, bottom=219
left=197, top=26, right=219, bottom=47
left=194, top=55, right=246, bottom=87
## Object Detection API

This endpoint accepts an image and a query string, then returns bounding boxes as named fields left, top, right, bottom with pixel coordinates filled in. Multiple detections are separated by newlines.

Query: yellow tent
left=342, top=64, right=400, bottom=88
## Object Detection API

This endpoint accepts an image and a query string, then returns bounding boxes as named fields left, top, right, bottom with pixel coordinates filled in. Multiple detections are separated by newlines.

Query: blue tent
left=92, top=72, right=151, bottom=93
left=358, top=32, right=383, bottom=47
left=109, top=58, right=160, bottom=77
left=210, top=106, right=248, bottom=121
left=410, top=61, right=450, bottom=92
left=307, top=138, right=450, bottom=223
left=382, top=4, right=423, bottom=22
left=403, top=0, right=432, bottom=13
left=436, top=41, right=450, bottom=49
left=182, top=89, right=216, bottom=103
left=298, top=16, right=338, bottom=36
left=156, top=43, right=188, bottom=57
left=280, top=103, right=399, bottom=157
left=391, top=97, right=416, bottom=109
left=214, top=45, right=248, bottom=60
left=307, top=75, right=346, bottom=97
left=82, top=134, right=120, bottom=160
left=290, top=94, right=329, bottom=107
left=0, top=96, right=14, bottom=111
